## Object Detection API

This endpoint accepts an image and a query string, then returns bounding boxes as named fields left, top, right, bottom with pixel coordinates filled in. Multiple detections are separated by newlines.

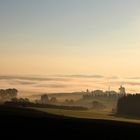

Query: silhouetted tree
left=64, top=99, right=74, bottom=104
left=41, top=94, right=49, bottom=104
left=117, top=94, right=140, bottom=116
left=92, top=101, right=105, bottom=110
left=50, top=97, right=57, bottom=103
left=11, top=97, right=30, bottom=103
left=0, top=88, right=18, bottom=100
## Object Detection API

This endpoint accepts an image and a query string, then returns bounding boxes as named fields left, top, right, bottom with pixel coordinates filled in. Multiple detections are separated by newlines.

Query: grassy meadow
left=33, top=107, right=140, bottom=124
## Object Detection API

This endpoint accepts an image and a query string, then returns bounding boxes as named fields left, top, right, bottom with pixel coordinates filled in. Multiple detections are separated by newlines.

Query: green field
left=33, top=107, right=140, bottom=124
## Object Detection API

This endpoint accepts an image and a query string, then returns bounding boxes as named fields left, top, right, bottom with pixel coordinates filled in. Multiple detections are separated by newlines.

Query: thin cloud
left=125, top=77, right=140, bottom=80
left=106, top=81, right=140, bottom=86
left=125, top=82, right=140, bottom=86
left=106, top=76, right=119, bottom=80
left=0, top=75, right=69, bottom=82
left=9, top=80, right=36, bottom=85
left=57, top=74, right=104, bottom=79
left=35, top=84, right=68, bottom=88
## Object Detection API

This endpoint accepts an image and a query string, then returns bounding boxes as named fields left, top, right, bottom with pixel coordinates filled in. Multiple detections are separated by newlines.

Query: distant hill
left=29, top=92, right=83, bottom=101
left=48, top=92, right=83, bottom=97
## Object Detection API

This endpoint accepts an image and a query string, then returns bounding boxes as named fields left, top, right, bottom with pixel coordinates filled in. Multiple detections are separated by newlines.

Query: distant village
left=83, top=85, right=126, bottom=99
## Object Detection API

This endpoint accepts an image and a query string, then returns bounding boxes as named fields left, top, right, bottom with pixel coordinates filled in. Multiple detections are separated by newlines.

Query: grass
left=33, top=107, right=140, bottom=124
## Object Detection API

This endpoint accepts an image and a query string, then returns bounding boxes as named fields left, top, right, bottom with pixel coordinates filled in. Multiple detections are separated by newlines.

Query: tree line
left=0, top=88, right=18, bottom=100
left=5, top=99, right=88, bottom=111
left=117, top=94, right=140, bottom=116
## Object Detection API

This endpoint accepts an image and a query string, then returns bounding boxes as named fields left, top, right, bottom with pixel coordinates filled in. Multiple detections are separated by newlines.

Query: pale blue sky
left=0, top=0, right=140, bottom=76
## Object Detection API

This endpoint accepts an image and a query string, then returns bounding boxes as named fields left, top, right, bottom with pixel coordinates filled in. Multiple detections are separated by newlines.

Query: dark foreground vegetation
left=5, top=98, right=88, bottom=111
left=117, top=94, right=140, bottom=117
left=0, top=105, right=140, bottom=139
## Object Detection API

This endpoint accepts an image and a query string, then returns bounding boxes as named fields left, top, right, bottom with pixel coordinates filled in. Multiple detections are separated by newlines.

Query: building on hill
left=83, top=86, right=127, bottom=100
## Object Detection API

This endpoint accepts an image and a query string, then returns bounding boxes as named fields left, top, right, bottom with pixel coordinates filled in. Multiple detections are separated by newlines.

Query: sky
left=1, top=0, right=140, bottom=94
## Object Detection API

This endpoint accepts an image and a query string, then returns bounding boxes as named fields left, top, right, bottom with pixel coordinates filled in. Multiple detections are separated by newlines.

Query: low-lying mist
left=0, top=75, right=140, bottom=99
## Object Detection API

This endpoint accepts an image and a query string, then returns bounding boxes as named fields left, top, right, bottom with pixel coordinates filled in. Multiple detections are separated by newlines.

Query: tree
left=64, top=99, right=74, bottom=104
left=11, top=97, right=30, bottom=103
left=41, top=94, right=49, bottom=104
left=117, top=94, right=140, bottom=116
left=0, top=88, right=18, bottom=100
left=6, top=88, right=18, bottom=98
left=92, top=101, right=105, bottom=110
left=119, top=86, right=126, bottom=95
left=50, top=97, right=57, bottom=103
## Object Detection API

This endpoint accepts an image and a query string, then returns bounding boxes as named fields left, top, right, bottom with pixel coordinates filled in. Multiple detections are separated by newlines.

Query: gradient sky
left=1, top=0, right=140, bottom=77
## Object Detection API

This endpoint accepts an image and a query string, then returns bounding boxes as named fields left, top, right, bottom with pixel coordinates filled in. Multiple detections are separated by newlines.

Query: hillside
left=0, top=105, right=140, bottom=139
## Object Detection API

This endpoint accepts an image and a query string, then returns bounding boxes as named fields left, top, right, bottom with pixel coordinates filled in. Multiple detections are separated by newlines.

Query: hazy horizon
left=0, top=74, right=140, bottom=98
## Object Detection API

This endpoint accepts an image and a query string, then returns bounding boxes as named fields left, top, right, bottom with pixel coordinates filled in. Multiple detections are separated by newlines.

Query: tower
left=119, top=85, right=126, bottom=95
